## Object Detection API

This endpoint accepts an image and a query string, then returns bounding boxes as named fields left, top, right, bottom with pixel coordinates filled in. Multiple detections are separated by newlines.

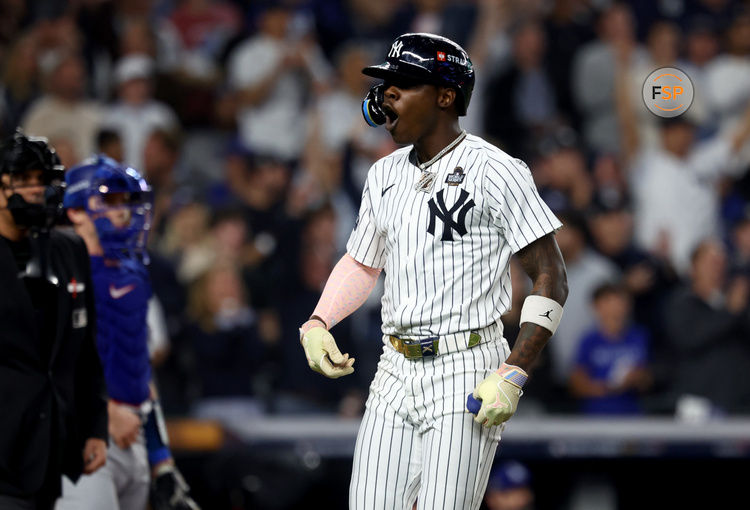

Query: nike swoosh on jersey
left=109, top=284, right=136, bottom=299
left=381, top=184, right=396, bottom=197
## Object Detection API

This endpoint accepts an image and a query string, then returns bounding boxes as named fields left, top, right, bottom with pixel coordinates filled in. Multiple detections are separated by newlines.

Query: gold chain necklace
left=414, top=130, right=467, bottom=193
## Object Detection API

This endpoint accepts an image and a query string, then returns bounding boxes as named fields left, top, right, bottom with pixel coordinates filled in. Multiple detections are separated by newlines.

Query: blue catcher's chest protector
left=90, top=255, right=152, bottom=405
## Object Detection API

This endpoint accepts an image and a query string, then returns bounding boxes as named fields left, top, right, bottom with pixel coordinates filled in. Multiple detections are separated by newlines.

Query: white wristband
left=519, top=295, right=563, bottom=334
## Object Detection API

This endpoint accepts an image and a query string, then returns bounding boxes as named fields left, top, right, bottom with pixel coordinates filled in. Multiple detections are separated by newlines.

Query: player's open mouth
left=383, top=106, right=399, bottom=131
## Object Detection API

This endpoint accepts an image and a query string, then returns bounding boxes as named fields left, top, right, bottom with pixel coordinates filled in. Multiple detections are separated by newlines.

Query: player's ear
left=66, top=208, right=85, bottom=225
left=437, top=87, right=457, bottom=111
left=0, top=173, right=11, bottom=192
left=0, top=176, right=8, bottom=205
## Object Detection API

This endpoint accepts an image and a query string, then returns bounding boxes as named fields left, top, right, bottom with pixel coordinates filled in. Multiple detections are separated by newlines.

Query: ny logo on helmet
left=427, top=189, right=475, bottom=241
left=388, top=40, right=404, bottom=58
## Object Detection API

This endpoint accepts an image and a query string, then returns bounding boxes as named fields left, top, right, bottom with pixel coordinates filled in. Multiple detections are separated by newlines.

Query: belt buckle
left=389, top=336, right=403, bottom=353
left=402, top=337, right=439, bottom=359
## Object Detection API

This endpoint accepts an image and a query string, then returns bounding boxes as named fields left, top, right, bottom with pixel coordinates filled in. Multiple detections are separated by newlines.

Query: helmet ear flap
left=362, top=84, right=386, bottom=127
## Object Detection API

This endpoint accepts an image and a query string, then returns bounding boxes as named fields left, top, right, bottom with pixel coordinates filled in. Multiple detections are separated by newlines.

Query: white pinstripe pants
left=350, top=337, right=510, bottom=510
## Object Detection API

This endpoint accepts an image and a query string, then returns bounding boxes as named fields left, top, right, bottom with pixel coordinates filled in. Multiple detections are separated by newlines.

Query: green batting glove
left=471, top=363, right=527, bottom=427
left=300, top=326, right=355, bottom=379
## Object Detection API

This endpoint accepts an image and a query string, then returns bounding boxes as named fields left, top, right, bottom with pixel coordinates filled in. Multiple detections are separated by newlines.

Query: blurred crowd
left=3, top=0, right=750, bottom=422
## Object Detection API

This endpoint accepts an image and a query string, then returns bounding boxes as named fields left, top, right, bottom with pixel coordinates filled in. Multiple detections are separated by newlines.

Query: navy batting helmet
left=363, top=33, right=475, bottom=116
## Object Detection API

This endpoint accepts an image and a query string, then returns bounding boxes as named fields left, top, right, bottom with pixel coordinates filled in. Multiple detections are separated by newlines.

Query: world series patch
left=445, top=167, right=465, bottom=186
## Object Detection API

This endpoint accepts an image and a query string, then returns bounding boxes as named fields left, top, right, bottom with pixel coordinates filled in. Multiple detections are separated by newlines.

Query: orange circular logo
left=642, top=67, right=694, bottom=118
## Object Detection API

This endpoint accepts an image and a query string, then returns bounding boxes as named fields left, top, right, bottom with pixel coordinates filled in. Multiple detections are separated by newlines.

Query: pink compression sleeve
left=311, top=254, right=382, bottom=329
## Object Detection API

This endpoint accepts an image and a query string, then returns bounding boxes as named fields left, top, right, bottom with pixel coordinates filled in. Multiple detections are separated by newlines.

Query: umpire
left=0, top=131, right=108, bottom=510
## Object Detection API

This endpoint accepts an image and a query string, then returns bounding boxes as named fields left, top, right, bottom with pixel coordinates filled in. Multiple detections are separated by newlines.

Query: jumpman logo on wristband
left=539, top=309, right=553, bottom=320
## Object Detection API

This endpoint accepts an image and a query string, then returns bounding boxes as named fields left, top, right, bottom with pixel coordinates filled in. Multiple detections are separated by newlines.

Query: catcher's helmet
left=363, top=33, right=475, bottom=116
left=64, top=155, right=153, bottom=262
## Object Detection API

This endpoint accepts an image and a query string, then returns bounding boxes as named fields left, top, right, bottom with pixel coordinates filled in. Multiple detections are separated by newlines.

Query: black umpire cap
left=362, top=33, right=475, bottom=116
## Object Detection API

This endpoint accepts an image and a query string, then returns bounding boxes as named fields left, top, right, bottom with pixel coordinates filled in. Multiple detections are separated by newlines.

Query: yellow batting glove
left=300, top=326, right=355, bottom=379
left=471, top=363, right=527, bottom=427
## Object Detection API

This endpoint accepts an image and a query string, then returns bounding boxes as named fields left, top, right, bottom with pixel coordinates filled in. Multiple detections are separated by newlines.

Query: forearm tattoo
left=506, top=233, right=568, bottom=371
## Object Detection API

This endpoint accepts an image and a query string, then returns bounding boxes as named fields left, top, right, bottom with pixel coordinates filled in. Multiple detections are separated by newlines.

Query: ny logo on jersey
left=427, top=189, right=475, bottom=241
left=388, top=40, right=404, bottom=58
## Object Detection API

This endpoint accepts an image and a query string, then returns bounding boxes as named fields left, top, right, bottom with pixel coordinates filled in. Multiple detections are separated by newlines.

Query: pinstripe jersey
left=346, top=133, right=561, bottom=339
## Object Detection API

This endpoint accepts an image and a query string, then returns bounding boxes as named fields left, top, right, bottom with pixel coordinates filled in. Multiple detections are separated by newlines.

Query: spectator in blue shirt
left=569, top=283, right=652, bottom=415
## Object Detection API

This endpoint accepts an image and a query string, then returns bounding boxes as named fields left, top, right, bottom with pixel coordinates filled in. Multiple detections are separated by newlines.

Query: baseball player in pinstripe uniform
left=299, top=33, right=568, bottom=510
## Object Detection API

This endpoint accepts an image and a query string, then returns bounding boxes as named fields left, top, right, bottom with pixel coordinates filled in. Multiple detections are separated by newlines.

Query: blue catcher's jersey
left=90, top=255, right=152, bottom=405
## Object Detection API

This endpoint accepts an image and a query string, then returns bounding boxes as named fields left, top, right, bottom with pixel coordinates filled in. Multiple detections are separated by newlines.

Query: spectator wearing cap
left=484, top=460, right=535, bottom=510
left=22, top=49, right=102, bottom=161
left=101, top=54, right=179, bottom=172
